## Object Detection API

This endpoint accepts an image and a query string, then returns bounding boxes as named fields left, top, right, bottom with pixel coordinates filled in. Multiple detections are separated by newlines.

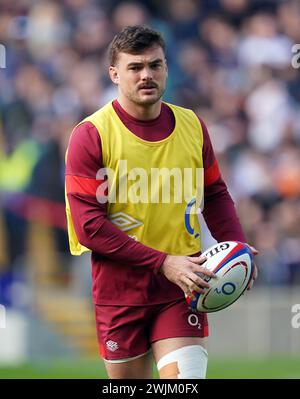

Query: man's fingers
left=188, top=272, right=211, bottom=289
left=246, top=264, right=258, bottom=291
left=179, top=283, right=196, bottom=300
left=190, top=264, right=217, bottom=279
left=253, top=263, right=258, bottom=279
left=186, top=257, right=217, bottom=278
left=247, top=245, right=259, bottom=255
left=182, top=275, right=208, bottom=293
left=186, top=291, right=196, bottom=301
left=186, top=255, right=207, bottom=265
left=199, top=266, right=217, bottom=278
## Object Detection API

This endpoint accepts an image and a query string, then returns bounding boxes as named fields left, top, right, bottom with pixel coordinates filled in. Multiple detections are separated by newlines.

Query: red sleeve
left=200, top=118, right=246, bottom=243
left=65, top=121, right=167, bottom=270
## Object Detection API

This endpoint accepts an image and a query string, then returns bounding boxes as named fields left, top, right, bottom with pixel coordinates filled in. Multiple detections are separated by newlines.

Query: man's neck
left=116, top=97, right=162, bottom=121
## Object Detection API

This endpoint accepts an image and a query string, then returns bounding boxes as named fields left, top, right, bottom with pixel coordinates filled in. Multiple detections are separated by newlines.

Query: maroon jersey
left=65, top=100, right=246, bottom=305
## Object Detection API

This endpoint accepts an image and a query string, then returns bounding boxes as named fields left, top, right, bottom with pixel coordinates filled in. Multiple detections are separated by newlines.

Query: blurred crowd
left=0, top=0, right=300, bottom=290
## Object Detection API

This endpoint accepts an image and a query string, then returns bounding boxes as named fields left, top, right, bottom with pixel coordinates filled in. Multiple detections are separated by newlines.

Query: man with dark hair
left=108, top=25, right=166, bottom=66
left=65, top=25, right=257, bottom=379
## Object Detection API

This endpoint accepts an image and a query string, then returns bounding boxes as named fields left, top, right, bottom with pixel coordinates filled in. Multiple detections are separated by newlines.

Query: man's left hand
left=246, top=245, right=258, bottom=291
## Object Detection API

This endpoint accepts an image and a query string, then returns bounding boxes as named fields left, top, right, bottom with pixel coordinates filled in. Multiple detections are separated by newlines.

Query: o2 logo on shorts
left=214, top=282, right=236, bottom=296
left=188, top=314, right=201, bottom=330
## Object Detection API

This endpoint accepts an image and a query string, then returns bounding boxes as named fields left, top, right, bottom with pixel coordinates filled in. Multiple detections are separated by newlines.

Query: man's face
left=109, top=45, right=168, bottom=106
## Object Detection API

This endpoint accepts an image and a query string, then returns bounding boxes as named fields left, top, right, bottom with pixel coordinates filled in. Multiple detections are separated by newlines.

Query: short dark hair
left=108, top=25, right=166, bottom=66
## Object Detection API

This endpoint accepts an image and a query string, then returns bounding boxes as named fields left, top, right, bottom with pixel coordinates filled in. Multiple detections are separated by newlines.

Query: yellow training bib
left=65, top=102, right=204, bottom=256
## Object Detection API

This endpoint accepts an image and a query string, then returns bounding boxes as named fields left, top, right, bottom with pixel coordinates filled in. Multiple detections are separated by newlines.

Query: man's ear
left=109, top=66, right=119, bottom=84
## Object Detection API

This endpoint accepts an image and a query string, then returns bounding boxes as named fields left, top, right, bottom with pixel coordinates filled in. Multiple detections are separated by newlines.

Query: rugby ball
left=186, top=241, right=254, bottom=313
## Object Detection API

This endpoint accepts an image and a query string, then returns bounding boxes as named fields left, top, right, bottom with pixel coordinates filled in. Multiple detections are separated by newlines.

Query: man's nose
left=141, top=66, right=153, bottom=80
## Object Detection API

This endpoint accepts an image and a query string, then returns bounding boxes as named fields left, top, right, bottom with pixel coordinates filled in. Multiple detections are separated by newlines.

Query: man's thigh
left=152, top=336, right=208, bottom=378
left=150, top=298, right=208, bottom=344
left=95, top=304, right=153, bottom=359
left=150, top=298, right=209, bottom=379
left=104, top=350, right=153, bottom=379
left=152, top=336, right=207, bottom=361
left=94, top=299, right=208, bottom=378
left=94, top=303, right=155, bottom=378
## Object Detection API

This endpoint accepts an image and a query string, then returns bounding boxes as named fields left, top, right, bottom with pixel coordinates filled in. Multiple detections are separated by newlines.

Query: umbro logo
left=106, top=340, right=119, bottom=352
left=109, top=212, right=142, bottom=231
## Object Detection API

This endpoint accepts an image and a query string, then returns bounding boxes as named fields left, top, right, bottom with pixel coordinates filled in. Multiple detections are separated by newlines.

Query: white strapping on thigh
left=156, top=345, right=208, bottom=379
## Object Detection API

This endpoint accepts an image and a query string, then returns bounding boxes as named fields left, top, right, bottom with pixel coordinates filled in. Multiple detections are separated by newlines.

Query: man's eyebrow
left=149, top=58, right=163, bottom=64
left=127, top=62, right=143, bottom=67
left=127, top=58, right=164, bottom=67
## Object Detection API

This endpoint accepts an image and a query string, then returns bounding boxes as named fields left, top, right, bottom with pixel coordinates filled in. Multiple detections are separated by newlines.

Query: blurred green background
left=1, top=357, right=300, bottom=379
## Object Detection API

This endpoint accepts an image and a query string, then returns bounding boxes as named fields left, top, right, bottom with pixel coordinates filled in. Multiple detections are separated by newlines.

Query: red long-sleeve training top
left=65, top=100, right=246, bottom=305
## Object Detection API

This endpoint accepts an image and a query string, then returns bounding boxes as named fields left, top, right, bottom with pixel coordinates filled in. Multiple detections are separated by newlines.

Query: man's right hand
left=159, top=255, right=216, bottom=300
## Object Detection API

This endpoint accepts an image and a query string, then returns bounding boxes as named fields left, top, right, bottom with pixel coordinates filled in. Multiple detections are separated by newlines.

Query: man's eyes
left=128, top=64, right=162, bottom=71
left=151, top=63, right=162, bottom=69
